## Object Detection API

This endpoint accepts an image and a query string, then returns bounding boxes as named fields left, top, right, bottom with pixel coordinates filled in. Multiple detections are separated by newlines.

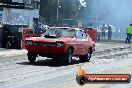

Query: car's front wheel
left=79, top=49, right=92, bottom=62
left=28, top=52, right=37, bottom=63
left=63, top=48, right=73, bottom=65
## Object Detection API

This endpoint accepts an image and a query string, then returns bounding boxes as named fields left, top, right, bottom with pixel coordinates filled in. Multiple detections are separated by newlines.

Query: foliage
left=40, top=0, right=81, bottom=26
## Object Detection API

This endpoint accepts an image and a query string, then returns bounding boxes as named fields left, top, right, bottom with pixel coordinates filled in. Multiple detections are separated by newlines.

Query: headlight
left=25, top=41, right=33, bottom=45
left=56, top=43, right=64, bottom=47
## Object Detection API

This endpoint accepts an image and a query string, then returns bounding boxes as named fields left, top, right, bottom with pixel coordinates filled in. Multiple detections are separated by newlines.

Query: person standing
left=101, top=24, right=107, bottom=39
left=96, top=27, right=101, bottom=42
left=108, top=25, right=112, bottom=40
left=125, top=24, right=132, bottom=43
left=1, top=25, right=10, bottom=48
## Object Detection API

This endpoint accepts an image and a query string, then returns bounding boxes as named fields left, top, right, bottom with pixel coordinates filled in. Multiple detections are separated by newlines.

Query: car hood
left=25, top=37, right=72, bottom=43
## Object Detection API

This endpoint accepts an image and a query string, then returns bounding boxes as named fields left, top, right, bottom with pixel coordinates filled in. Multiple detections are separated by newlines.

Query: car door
left=76, top=31, right=85, bottom=55
left=81, top=32, right=89, bottom=54
left=86, top=34, right=93, bottom=48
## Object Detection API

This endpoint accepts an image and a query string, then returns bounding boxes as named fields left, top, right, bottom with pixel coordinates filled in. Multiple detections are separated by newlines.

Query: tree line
left=40, top=0, right=84, bottom=26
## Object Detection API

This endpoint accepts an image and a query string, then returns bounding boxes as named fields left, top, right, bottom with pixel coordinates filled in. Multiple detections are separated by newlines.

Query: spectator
left=125, top=24, right=132, bottom=43
left=108, top=25, right=112, bottom=40
left=101, top=24, right=107, bottom=39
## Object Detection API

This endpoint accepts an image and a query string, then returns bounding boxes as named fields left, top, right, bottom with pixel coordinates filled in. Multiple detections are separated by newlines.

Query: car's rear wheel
left=6, top=42, right=11, bottom=49
left=28, top=52, right=37, bottom=63
left=79, top=48, right=92, bottom=62
left=63, top=48, right=73, bottom=64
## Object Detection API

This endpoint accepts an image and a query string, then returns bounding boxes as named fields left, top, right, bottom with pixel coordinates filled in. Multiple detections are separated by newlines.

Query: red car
left=25, top=27, right=95, bottom=64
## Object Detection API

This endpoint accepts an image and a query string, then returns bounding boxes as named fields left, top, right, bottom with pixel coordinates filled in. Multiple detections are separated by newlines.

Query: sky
left=80, top=0, right=132, bottom=27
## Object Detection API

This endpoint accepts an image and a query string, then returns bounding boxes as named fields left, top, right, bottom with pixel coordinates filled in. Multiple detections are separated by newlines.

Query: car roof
left=71, top=28, right=81, bottom=30
left=71, top=28, right=84, bottom=32
left=49, top=27, right=84, bottom=32
left=49, top=27, right=70, bottom=29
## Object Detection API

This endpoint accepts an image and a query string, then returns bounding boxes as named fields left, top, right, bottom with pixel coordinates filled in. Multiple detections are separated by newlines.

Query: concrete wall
left=2, top=8, right=39, bottom=28
left=2, top=0, right=40, bottom=28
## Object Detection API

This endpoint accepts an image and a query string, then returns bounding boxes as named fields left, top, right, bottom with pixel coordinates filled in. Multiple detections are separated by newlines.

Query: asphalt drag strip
left=0, top=42, right=132, bottom=88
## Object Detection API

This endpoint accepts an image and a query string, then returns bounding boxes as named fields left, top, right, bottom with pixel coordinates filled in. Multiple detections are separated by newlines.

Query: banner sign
left=76, top=66, right=131, bottom=85
left=0, top=2, right=24, bottom=9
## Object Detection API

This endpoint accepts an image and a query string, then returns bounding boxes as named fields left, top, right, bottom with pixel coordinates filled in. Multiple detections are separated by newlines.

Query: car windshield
left=44, top=28, right=75, bottom=38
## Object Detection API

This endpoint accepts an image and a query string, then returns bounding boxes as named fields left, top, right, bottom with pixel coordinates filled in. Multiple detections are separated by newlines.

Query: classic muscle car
left=25, top=27, right=95, bottom=64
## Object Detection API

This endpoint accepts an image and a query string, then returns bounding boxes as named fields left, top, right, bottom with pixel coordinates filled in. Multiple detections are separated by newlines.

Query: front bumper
left=26, top=45, right=67, bottom=55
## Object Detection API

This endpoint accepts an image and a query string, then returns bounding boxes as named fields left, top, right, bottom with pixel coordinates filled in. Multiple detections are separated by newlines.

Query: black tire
left=63, top=48, right=73, bottom=64
left=6, top=42, right=11, bottom=49
left=28, top=52, right=37, bottom=63
left=79, top=49, right=92, bottom=62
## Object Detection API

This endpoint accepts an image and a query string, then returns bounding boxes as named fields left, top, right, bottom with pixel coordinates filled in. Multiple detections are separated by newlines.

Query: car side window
left=76, top=31, right=83, bottom=39
left=82, top=32, right=87, bottom=39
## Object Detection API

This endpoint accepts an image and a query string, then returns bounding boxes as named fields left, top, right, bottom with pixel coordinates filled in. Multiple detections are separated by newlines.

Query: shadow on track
left=17, top=58, right=85, bottom=67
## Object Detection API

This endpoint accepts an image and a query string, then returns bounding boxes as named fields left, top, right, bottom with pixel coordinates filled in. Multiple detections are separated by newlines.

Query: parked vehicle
left=25, top=27, right=95, bottom=64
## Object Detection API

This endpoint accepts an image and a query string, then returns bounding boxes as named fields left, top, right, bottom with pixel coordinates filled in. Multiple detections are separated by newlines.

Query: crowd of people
left=96, top=23, right=132, bottom=43
left=96, top=24, right=112, bottom=42
left=37, top=23, right=132, bottom=44
left=101, top=24, right=112, bottom=40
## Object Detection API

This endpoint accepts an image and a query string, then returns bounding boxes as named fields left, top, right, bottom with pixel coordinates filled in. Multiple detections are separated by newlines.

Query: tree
left=40, top=0, right=81, bottom=26
left=59, top=0, right=81, bottom=18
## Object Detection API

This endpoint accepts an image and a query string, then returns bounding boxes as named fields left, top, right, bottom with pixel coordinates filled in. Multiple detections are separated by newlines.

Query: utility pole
left=96, top=0, right=100, bottom=21
left=57, top=0, right=59, bottom=23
